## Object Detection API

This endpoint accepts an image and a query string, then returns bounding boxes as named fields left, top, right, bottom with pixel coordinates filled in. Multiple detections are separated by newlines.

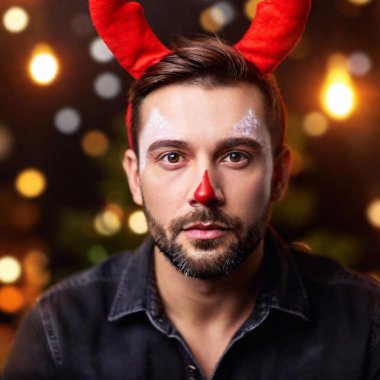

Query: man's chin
left=156, top=232, right=261, bottom=280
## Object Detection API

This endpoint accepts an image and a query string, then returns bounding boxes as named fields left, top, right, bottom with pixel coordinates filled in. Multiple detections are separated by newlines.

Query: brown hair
left=128, top=37, right=286, bottom=156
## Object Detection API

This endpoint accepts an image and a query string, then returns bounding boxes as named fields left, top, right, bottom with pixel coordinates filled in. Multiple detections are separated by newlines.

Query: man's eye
left=161, top=152, right=183, bottom=164
left=224, top=152, right=249, bottom=163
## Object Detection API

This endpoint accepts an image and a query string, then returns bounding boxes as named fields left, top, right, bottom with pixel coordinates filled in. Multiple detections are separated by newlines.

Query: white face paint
left=232, top=108, right=271, bottom=154
left=233, top=109, right=259, bottom=137
left=139, top=107, right=172, bottom=171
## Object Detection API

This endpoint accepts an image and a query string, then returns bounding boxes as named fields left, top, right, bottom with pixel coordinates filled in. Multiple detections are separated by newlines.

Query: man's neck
left=154, top=241, right=264, bottom=328
left=154, top=242, right=265, bottom=380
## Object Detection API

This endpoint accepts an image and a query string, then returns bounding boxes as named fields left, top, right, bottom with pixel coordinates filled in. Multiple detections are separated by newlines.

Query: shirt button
left=187, top=364, right=198, bottom=379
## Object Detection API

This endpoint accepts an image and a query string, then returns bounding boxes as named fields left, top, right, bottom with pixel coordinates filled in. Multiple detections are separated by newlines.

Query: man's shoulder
left=289, top=243, right=380, bottom=299
left=36, top=249, right=134, bottom=311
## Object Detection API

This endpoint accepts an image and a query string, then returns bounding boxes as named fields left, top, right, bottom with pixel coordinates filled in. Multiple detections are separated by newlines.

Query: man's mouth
left=182, top=223, right=230, bottom=240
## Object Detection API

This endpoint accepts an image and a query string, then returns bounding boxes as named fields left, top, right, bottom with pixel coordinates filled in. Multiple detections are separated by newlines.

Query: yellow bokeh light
left=15, top=168, right=47, bottom=198
left=3, top=7, right=29, bottom=33
left=81, top=130, right=109, bottom=157
left=28, top=45, right=59, bottom=85
left=200, top=9, right=221, bottom=33
left=303, top=112, right=329, bottom=137
left=321, top=55, right=356, bottom=120
left=199, top=2, right=234, bottom=33
left=0, top=286, right=25, bottom=313
left=325, top=83, right=355, bottom=119
left=128, top=210, right=148, bottom=235
left=244, top=0, right=261, bottom=20
left=0, top=256, right=22, bottom=284
left=94, top=209, right=122, bottom=236
left=347, top=0, right=372, bottom=5
left=366, top=199, right=380, bottom=228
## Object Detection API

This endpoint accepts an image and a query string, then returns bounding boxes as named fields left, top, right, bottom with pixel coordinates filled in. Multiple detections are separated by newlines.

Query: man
left=4, top=1, right=380, bottom=379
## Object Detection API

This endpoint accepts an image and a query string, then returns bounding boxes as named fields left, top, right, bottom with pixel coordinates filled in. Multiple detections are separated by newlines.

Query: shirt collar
left=260, top=227, right=309, bottom=321
left=107, top=227, right=310, bottom=322
left=108, top=238, right=155, bottom=321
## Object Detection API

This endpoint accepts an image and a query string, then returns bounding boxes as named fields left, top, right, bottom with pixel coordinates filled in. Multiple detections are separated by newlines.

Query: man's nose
left=191, top=170, right=224, bottom=207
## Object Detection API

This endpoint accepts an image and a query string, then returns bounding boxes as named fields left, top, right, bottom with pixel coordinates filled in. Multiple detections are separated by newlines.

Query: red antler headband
left=89, top=0, right=311, bottom=147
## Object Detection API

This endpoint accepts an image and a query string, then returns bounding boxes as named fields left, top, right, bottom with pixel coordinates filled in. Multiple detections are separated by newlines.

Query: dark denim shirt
left=4, top=230, right=380, bottom=379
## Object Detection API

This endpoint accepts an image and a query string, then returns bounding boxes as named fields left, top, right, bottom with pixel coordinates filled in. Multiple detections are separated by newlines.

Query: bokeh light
left=321, top=55, right=356, bottom=120
left=244, top=0, right=260, bottom=20
left=15, top=168, right=47, bottom=198
left=0, top=286, right=25, bottom=313
left=0, top=123, right=13, bottom=160
left=88, top=245, right=108, bottom=265
left=200, top=1, right=235, bottom=33
left=23, top=249, right=50, bottom=286
left=28, top=45, right=59, bottom=85
left=81, top=130, right=109, bottom=157
left=325, top=83, right=355, bottom=119
left=54, top=108, right=81, bottom=134
left=3, top=6, right=29, bottom=33
left=303, top=112, right=329, bottom=137
left=367, top=199, right=380, bottom=228
left=347, top=52, right=372, bottom=76
left=0, top=256, right=22, bottom=284
left=346, top=0, right=373, bottom=5
left=90, top=37, right=113, bottom=63
left=128, top=210, right=148, bottom=235
left=94, top=208, right=122, bottom=236
left=94, top=72, right=122, bottom=99
left=290, top=149, right=305, bottom=177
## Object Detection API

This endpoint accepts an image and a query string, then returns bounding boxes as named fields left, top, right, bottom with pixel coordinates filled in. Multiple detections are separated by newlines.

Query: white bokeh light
left=3, top=7, right=29, bottom=33
left=90, top=38, right=113, bottom=63
left=210, top=2, right=235, bottom=26
left=94, top=72, right=121, bottom=99
left=29, top=49, right=59, bottom=86
left=54, top=108, right=81, bottom=134
left=347, top=52, right=372, bottom=77
left=0, top=256, right=22, bottom=284
left=128, top=210, right=148, bottom=235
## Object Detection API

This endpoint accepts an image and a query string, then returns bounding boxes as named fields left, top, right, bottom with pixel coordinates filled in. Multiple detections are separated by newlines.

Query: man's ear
left=271, top=145, right=292, bottom=202
left=122, top=149, right=143, bottom=206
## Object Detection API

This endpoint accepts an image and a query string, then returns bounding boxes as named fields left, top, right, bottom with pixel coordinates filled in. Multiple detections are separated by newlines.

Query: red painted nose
left=194, top=171, right=216, bottom=204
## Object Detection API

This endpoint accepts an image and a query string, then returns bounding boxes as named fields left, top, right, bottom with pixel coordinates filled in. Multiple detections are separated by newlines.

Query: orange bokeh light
left=0, top=286, right=25, bottom=313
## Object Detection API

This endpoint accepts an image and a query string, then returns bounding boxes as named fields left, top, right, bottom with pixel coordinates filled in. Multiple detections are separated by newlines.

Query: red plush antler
left=89, top=0, right=170, bottom=79
left=235, top=0, right=311, bottom=75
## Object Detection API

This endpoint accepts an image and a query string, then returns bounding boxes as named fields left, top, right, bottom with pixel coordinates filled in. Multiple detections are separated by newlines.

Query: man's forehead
left=140, top=82, right=266, bottom=125
left=139, top=105, right=268, bottom=145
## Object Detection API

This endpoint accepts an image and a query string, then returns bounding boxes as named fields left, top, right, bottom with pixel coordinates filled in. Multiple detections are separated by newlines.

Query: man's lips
left=182, top=223, right=230, bottom=240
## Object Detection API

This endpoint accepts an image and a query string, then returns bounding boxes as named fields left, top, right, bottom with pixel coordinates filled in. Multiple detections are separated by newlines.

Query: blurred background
left=1, top=0, right=380, bottom=373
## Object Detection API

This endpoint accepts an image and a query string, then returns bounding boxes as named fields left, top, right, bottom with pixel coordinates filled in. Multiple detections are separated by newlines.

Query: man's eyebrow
left=147, top=139, right=189, bottom=153
left=218, top=137, right=262, bottom=150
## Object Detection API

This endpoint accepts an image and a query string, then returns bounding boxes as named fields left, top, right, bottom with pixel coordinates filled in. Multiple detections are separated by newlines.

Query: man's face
left=124, top=82, right=290, bottom=279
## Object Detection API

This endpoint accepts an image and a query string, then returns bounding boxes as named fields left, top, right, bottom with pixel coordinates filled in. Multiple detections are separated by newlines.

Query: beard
left=143, top=200, right=271, bottom=280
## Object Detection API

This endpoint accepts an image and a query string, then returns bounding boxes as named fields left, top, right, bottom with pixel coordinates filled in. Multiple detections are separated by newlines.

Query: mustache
left=168, top=208, right=243, bottom=237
